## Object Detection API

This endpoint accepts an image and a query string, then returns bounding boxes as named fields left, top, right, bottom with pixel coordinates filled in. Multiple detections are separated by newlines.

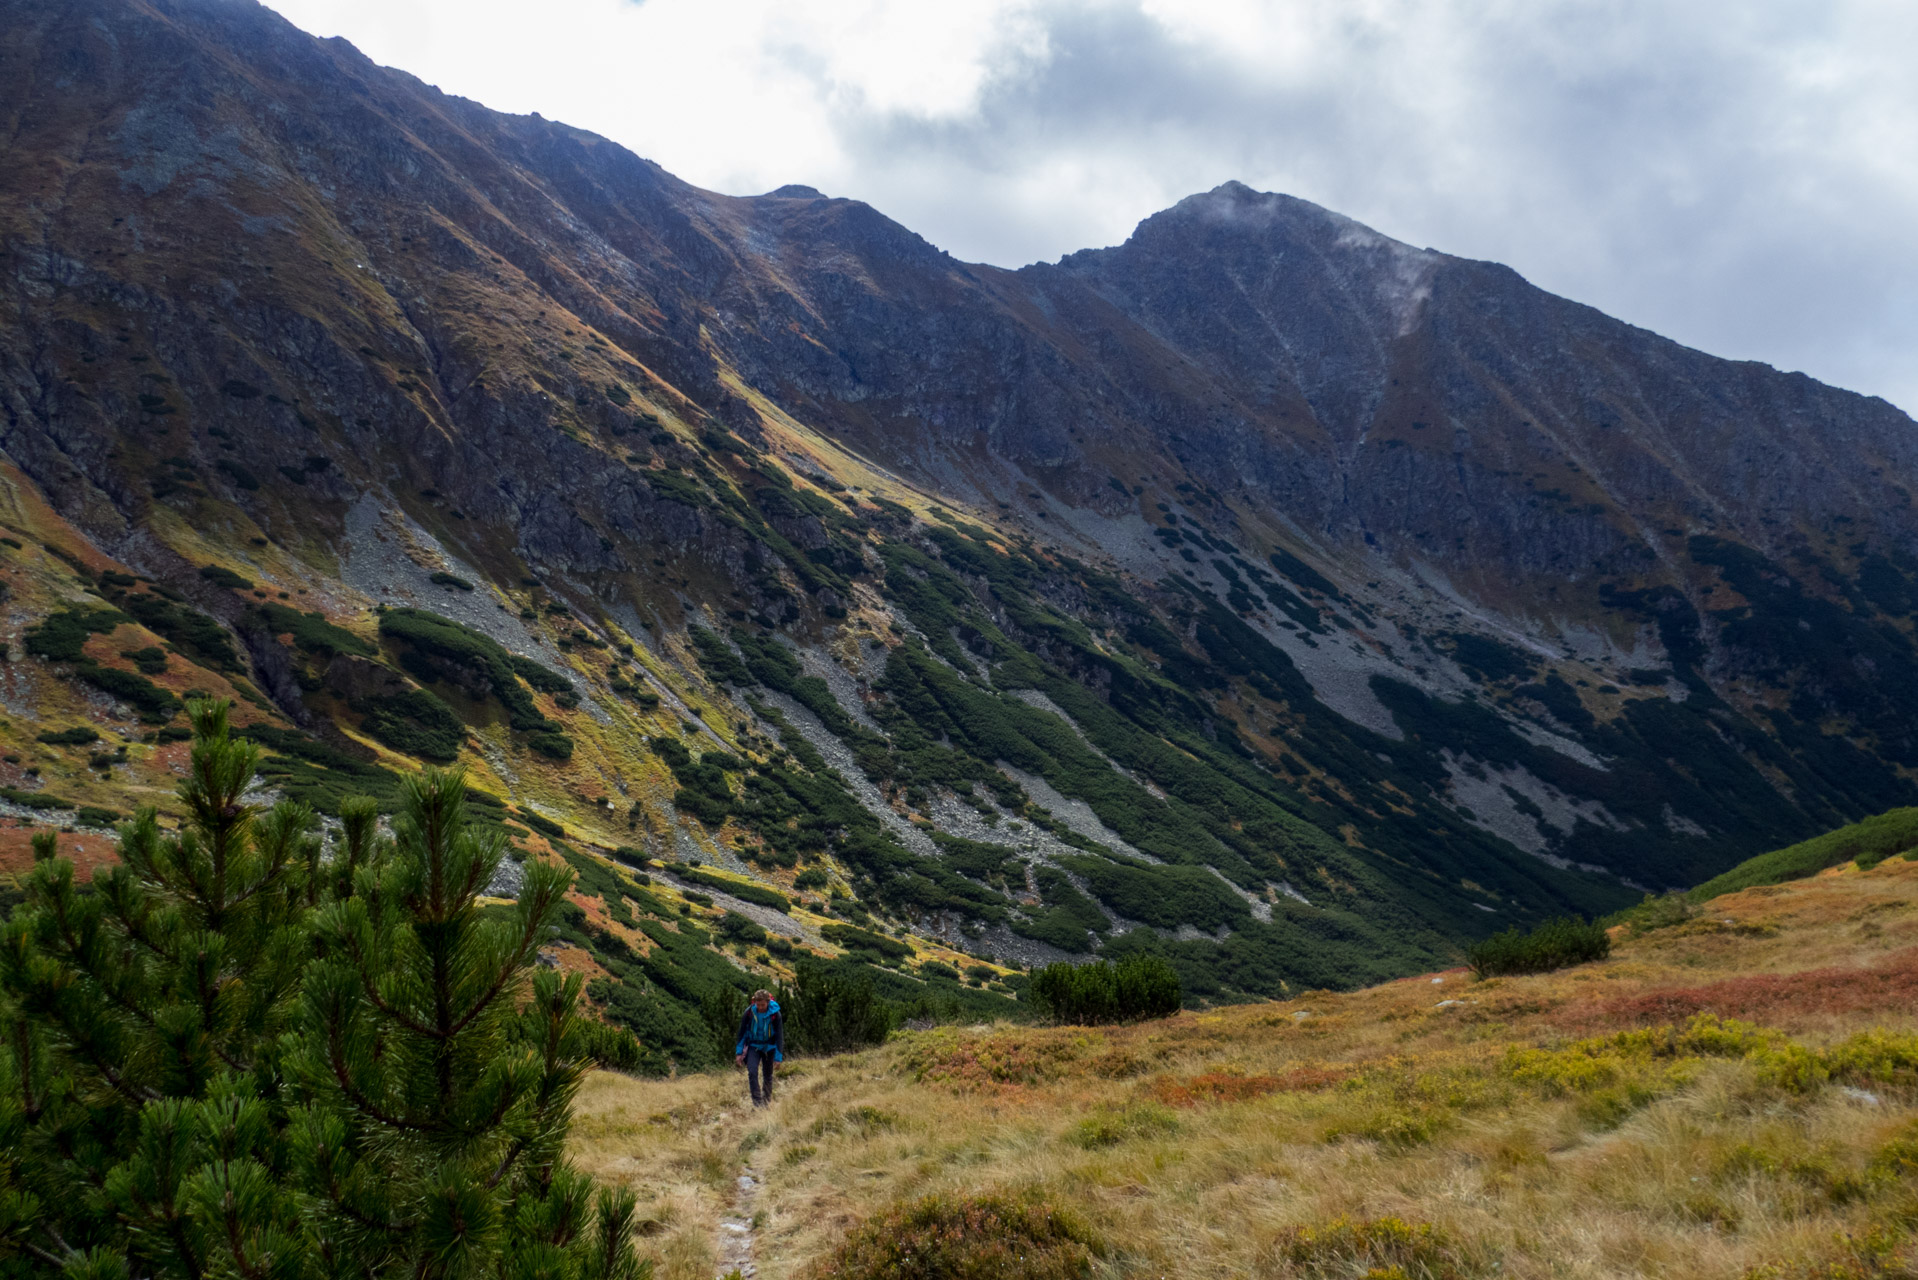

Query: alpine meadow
left=1, top=1, right=1916, bottom=1276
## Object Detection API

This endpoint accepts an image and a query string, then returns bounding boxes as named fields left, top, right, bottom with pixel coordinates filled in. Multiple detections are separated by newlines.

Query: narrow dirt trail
left=716, top=1162, right=760, bottom=1279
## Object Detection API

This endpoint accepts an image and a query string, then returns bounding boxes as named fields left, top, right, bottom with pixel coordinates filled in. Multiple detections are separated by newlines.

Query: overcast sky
left=268, top=0, right=1918, bottom=413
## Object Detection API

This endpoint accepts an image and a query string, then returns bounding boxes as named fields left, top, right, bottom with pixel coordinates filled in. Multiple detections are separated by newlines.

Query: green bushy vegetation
left=238, top=723, right=404, bottom=814
left=822, top=923, right=913, bottom=961
left=1060, top=855, right=1250, bottom=933
left=254, top=601, right=375, bottom=656
left=717, top=909, right=769, bottom=946
left=23, top=607, right=181, bottom=722
left=1028, top=954, right=1182, bottom=1024
left=674, top=863, right=790, bottom=912
left=518, top=807, right=567, bottom=837
left=354, top=686, right=467, bottom=762
left=36, top=726, right=99, bottom=746
left=23, top=607, right=129, bottom=663
left=119, top=645, right=166, bottom=674
left=780, top=963, right=897, bottom=1053
left=608, top=673, right=660, bottom=705
left=0, top=786, right=73, bottom=811
left=1013, top=867, right=1110, bottom=952
left=379, top=607, right=574, bottom=757
left=512, top=653, right=575, bottom=692
left=1466, top=916, right=1611, bottom=978
left=0, top=703, right=647, bottom=1280
left=1603, top=891, right=1699, bottom=936
left=1447, top=631, right=1537, bottom=682
left=569, top=1018, right=647, bottom=1072
left=197, top=563, right=252, bottom=590
left=1688, top=807, right=1918, bottom=900
left=528, top=728, right=576, bottom=759
left=116, top=589, right=243, bottom=671
left=82, top=662, right=181, bottom=721
left=702, top=963, right=898, bottom=1061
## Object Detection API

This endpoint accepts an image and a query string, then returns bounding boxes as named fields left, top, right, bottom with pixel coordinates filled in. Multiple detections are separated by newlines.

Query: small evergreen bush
left=0, top=786, right=73, bottom=811
left=529, top=729, right=576, bottom=759
left=24, top=607, right=189, bottom=720
left=1467, top=916, right=1611, bottom=977
left=119, top=644, right=168, bottom=674
left=355, top=686, right=467, bottom=762
left=0, top=702, right=646, bottom=1279
left=379, top=608, right=566, bottom=743
left=518, top=807, right=567, bottom=837
left=198, top=563, right=253, bottom=590
left=820, top=923, right=912, bottom=961
left=1028, top=954, right=1182, bottom=1025
left=778, top=963, right=895, bottom=1054
left=676, top=864, right=789, bottom=912
left=255, top=602, right=374, bottom=657
left=717, top=910, right=768, bottom=946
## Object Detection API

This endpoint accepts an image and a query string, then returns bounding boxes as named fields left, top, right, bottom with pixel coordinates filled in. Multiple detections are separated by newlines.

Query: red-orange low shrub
left=1150, top=1064, right=1348, bottom=1107
left=1554, top=949, right=1918, bottom=1034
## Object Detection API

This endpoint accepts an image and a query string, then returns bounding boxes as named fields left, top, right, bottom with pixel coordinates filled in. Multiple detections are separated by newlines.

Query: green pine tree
left=0, top=700, right=646, bottom=1280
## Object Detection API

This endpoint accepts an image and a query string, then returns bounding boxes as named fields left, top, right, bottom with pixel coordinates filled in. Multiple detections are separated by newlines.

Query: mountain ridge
left=3, top=0, right=1917, bottom=1034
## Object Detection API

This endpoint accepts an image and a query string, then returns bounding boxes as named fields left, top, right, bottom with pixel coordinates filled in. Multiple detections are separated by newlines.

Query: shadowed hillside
left=3, top=0, right=1918, bottom=1038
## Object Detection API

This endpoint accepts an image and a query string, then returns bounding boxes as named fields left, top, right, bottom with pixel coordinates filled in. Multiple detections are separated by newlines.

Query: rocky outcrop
left=2, top=0, right=1917, bottom=964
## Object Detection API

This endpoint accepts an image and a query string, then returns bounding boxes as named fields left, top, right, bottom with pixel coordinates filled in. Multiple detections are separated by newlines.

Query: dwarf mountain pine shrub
left=1466, top=916, right=1611, bottom=977
left=0, top=700, right=647, bottom=1280
left=1028, top=954, right=1182, bottom=1025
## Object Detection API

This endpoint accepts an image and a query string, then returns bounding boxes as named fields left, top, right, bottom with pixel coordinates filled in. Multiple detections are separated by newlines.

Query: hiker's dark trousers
left=744, top=1047, right=775, bottom=1105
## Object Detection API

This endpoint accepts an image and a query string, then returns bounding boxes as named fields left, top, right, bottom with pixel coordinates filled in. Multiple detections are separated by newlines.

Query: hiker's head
left=752, top=989, right=771, bottom=1011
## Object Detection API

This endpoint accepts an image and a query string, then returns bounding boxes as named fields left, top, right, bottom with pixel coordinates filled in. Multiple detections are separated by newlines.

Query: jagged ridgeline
left=7, top=0, right=1918, bottom=1038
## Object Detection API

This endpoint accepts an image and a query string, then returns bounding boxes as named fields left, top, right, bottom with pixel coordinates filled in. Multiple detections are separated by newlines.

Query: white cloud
left=265, top=0, right=1918, bottom=412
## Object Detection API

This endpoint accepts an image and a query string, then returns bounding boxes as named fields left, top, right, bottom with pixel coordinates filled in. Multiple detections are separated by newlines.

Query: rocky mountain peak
left=3, top=0, right=1918, bottom=1019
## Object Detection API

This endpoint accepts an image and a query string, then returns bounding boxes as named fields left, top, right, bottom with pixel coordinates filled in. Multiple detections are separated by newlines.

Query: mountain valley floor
left=573, top=856, right=1918, bottom=1279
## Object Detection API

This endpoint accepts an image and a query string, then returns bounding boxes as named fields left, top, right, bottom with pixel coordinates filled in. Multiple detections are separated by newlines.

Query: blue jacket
left=735, top=999, right=784, bottom=1062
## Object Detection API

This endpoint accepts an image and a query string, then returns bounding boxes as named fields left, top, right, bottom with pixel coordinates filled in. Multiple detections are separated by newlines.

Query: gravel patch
left=339, top=493, right=594, bottom=711
left=1442, top=752, right=1628, bottom=876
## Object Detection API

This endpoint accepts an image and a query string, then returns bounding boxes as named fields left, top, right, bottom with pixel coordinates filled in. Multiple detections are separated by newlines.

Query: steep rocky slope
left=3, top=0, right=1917, bottom=1022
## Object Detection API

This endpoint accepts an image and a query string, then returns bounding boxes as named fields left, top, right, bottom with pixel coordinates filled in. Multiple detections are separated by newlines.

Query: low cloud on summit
left=272, top=0, right=1918, bottom=412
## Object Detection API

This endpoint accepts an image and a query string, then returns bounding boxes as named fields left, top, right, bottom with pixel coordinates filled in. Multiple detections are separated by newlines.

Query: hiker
left=734, top=988, right=784, bottom=1107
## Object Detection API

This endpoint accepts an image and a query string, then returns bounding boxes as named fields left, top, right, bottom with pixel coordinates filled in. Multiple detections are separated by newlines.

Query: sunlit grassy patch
left=568, top=857, right=1918, bottom=1280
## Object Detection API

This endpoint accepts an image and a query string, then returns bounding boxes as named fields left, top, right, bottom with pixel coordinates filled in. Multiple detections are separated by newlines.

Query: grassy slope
left=573, top=856, right=1918, bottom=1280
left=1688, top=807, right=1918, bottom=902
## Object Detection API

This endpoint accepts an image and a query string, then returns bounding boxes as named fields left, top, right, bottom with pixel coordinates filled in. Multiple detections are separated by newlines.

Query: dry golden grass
left=573, top=858, right=1918, bottom=1279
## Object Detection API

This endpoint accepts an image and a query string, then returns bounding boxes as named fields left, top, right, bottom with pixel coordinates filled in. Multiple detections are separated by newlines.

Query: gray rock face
left=4, top=0, right=1918, bottom=941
